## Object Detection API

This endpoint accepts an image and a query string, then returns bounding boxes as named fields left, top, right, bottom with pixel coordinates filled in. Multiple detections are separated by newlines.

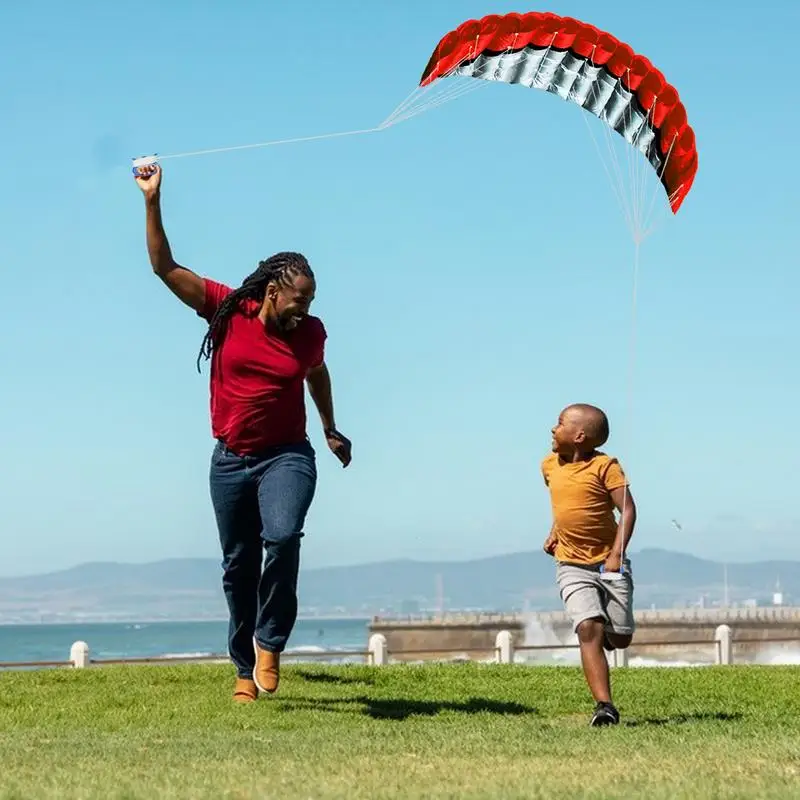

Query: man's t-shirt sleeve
left=197, top=278, right=234, bottom=322
left=309, top=320, right=327, bottom=369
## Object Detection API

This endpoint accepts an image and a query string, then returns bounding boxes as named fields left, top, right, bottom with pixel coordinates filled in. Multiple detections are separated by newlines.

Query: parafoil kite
left=418, top=11, right=697, bottom=214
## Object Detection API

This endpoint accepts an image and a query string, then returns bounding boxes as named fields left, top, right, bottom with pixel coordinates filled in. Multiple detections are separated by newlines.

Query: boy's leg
left=208, top=442, right=263, bottom=691
left=251, top=441, right=318, bottom=693
left=576, top=614, right=621, bottom=726
left=576, top=616, right=613, bottom=704
left=557, top=563, right=620, bottom=725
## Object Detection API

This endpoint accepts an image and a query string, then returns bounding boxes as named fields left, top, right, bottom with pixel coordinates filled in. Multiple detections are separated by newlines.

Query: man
left=135, top=162, right=352, bottom=702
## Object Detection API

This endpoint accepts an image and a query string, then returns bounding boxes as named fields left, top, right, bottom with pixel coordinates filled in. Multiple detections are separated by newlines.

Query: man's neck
left=258, top=304, right=286, bottom=336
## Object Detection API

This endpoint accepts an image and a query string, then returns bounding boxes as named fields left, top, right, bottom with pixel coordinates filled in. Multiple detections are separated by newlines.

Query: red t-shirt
left=197, top=278, right=326, bottom=455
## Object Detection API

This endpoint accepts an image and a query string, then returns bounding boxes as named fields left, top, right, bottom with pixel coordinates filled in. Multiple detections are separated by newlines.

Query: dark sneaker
left=590, top=702, right=620, bottom=727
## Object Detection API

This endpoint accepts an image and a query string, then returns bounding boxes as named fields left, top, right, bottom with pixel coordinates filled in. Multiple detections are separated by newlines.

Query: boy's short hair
left=568, top=404, right=610, bottom=446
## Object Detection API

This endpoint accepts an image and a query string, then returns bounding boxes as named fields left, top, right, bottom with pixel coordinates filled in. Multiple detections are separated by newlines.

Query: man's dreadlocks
left=196, top=251, right=314, bottom=372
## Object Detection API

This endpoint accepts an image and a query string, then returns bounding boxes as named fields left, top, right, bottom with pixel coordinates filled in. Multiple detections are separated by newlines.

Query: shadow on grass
left=624, top=711, right=743, bottom=728
left=293, top=670, right=375, bottom=686
left=279, top=695, right=537, bottom=721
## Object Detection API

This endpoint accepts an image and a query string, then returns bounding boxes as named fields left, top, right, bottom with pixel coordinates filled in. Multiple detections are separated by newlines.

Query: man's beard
left=278, top=312, right=305, bottom=331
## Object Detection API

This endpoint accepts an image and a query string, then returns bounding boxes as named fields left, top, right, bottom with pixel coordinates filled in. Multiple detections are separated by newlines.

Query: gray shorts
left=556, top=559, right=635, bottom=635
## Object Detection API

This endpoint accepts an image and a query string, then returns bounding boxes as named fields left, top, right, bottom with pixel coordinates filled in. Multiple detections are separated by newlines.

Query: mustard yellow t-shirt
left=541, top=451, right=629, bottom=565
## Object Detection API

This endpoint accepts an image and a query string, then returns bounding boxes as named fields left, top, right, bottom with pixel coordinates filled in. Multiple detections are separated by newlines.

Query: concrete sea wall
left=368, top=607, right=800, bottom=664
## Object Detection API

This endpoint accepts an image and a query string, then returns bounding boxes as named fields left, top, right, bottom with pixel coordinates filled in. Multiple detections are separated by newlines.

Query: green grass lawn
left=1, top=662, right=799, bottom=798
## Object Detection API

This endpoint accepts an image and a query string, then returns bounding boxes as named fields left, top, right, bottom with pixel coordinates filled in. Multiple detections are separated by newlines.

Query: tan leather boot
left=253, top=639, right=280, bottom=694
left=233, top=677, right=258, bottom=703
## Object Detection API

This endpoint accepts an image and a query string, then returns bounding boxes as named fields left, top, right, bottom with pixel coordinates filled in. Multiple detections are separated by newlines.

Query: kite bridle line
left=579, top=55, right=681, bottom=580
left=146, top=53, right=505, bottom=165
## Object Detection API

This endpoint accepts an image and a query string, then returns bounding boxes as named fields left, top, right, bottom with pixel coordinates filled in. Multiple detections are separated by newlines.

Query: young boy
left=541, top=403, right=637, bottom=726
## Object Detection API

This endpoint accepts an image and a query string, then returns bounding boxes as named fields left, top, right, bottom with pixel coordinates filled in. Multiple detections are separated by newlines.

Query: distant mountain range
left=0, top=548, right=794, bottom=624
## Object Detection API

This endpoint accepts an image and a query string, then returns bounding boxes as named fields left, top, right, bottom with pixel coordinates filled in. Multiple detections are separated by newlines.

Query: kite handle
left=599, top=562, right=627, bottom=582
left=132, top=155, right=159, bottom=177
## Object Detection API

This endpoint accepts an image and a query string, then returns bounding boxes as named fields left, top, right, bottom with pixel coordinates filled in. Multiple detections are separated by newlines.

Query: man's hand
left=135, top=162, right=162, bottom=200
left=543, top=531, right=558, bottom=556
left=325, top=428, right=352, bottom=468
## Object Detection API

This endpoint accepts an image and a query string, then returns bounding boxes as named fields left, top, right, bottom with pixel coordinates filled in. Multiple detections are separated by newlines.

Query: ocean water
left=0, top=618, right=371, bottom=666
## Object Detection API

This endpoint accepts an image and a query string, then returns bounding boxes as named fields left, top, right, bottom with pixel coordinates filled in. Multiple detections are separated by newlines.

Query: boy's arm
left=600, top=457, right=635, bottom=570
left=607, top=486, right=637, bottom=568
left=541, top=459, right=558, bottom=554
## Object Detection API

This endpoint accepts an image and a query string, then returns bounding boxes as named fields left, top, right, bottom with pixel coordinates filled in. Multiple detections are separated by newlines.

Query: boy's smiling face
left=551, top=407, right=586, bottom=454
left=550, top=404, right=610, bottom=457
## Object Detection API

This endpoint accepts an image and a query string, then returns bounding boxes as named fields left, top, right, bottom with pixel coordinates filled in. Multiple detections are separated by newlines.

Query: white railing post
left=368, top=633, right=388, bottom=666
left=495, top=630, right=514, bottom=664
left=70, top=640, right=90, bottom=668
left=715, top=624, right=733, bottom=665
left=612, top=647, right=629, bottom=668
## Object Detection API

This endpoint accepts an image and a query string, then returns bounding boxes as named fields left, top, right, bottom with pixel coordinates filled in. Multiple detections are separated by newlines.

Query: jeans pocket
left=210, top=440, right=231, bottom=468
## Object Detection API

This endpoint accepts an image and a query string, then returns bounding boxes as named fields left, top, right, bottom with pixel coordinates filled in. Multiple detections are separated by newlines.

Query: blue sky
left=1, top=0, right=798, bottom=577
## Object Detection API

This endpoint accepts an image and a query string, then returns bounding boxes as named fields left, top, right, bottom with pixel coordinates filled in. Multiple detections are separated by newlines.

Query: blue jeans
left=209, top=438, right=317, bottom=678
